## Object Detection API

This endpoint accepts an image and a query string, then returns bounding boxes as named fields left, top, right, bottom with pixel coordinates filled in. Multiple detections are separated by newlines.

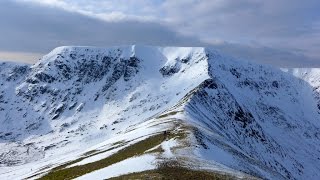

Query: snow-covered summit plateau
left=0, top=45, right=320, bottom=179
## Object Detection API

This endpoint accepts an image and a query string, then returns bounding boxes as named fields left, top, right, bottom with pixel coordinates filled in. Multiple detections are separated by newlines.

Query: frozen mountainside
left=0, top=45, right=319, bottom=180
left=183, top=60, right=320, bottom=179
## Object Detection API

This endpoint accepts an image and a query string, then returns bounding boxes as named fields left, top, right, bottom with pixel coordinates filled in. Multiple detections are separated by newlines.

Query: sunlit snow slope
left=0, top=45, right=319, bottom=180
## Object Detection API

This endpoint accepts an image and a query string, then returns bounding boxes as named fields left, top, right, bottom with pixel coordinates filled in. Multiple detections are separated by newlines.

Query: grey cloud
left=163, top=0, right=320, bottom=38
left=210, top=42, right=320, bottom=68
left=0, top=51, right=42, bottom=64
left=0, top=0, right=319, bottom=67
left=0, top=0, right=203, bottom=54
left=162, top=0, right=320, bottom=62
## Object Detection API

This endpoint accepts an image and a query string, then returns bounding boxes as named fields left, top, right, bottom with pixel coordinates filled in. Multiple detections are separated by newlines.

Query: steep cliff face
left=0, top=46, right=208, bottom=140
left=183, top=56, right=320, bottom=179
left=0, top=45, right=319, bottom=179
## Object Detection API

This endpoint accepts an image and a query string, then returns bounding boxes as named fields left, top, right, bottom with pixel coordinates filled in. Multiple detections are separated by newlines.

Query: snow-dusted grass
left=75, top=154, right=156, bottom=180
left=38, top=132, right=165, bottom=179
left=109, top=160, right=241, bottom=180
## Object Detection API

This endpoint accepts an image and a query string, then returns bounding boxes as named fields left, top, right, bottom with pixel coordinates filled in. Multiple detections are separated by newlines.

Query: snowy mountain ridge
left=0, top=45, right=320, bottom=179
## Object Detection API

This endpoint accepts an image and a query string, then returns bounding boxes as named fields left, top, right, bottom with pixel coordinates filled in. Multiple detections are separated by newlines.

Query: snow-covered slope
left=0, top=45, right=319, bottom=180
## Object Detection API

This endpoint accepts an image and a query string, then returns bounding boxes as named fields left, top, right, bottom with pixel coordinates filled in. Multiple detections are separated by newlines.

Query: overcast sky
left=0, top=0, right=319, bottom=67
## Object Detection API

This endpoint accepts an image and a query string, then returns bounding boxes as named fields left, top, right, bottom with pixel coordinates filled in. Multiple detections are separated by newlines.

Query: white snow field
left=0, top=45, right=320, bottom=179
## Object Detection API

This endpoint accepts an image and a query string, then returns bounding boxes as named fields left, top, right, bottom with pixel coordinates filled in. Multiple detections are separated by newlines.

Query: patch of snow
left=75, top=154, right=156, bottom=180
